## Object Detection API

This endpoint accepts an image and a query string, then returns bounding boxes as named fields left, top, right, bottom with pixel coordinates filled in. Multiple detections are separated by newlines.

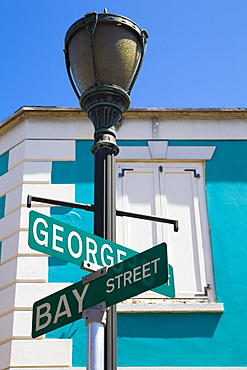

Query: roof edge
left=1, top=106, right=247, bottom=135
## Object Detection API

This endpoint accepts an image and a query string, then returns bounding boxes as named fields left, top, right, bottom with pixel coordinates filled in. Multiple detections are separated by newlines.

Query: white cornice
left=2, top=107, right=247, bottom=143
left=2, top=106, right=247, bottom=135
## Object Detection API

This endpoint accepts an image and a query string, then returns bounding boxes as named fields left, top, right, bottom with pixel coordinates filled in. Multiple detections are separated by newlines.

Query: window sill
left=117, top=299, right=224, bottom=313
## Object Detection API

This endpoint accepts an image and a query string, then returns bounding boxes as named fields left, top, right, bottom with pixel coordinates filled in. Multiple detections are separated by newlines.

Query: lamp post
left=64, top=10, right=148, bottom=370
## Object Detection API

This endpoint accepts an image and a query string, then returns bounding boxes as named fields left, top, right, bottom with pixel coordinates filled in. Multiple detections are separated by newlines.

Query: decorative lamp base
left=80, top=85, right=130, bottom=137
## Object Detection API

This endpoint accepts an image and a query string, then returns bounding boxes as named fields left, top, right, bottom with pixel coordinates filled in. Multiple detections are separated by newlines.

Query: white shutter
left=116, top=162, right=210, bottom=299
left=159, top=165, right=207, bottom=297
left=116, top=166, right=163, bottom=252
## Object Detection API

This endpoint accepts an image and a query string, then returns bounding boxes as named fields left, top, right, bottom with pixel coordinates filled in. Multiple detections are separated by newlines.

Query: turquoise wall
left=0, top=151, right=9, bottom=177
left=0, top=195, right=6, bottom=260
left=47, top=140, right=247, bottom=367
left=0, top=195, right=6, bottom=220
left=0, top=151, right=8, bottom=262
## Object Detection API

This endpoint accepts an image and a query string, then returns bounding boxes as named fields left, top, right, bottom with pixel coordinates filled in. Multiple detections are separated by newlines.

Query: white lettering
left=52, top=224, right=64, bottom=253
left=72, top=284, right=89, bottom=313
left=151, top=258, right=160, bottom=273
left=123, top=270, right=132, bottom=286
left=86, top=237, right=98, bottom=265
left=117, top=249, right=127, bottom=263
left=115, top=273, right=123, bottom=289
left=106, top=278, right=115, bottom=293
left=142, top=262, right=151, bottom=278
left=33, top=218, right=48, bottom=247
left=68, top=231, right=83, bottom=258
left=101, top=244, right=114, bottom=266
left=133, top=266, right=142, bottom=282
left=53, top=294, right=72, bottom=324
left=105, top=257, right=161, bottom=294
left=36, top=302, right=52, bottom=331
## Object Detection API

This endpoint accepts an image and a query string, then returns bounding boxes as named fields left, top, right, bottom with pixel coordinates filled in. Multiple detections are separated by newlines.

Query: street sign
left=28, top=210, right=136, bottom=267
left=28, top=210, right=175, bottom=298
left=32, top=243, right=168, bottom=338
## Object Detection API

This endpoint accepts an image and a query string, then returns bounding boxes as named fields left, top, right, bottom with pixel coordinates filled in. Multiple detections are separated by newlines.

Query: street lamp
left=64, top=10, right=148, bottom=370
left=64, top=10, right=147, bottom=136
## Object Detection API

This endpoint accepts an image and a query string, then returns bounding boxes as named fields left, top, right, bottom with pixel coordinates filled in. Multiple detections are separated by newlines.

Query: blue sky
left=1, top=0, right=247, bottom=122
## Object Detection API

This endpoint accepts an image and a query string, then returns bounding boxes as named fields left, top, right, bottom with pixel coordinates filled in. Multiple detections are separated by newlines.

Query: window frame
left=115, top=142, right=224, bottom=313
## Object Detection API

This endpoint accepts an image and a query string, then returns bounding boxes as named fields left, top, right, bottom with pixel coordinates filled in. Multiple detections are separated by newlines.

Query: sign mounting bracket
left=82, top=302, right=108, bottom=326
left=27, top=195, right=179, bottom=232
left=82, top=266, right=108, bottom=284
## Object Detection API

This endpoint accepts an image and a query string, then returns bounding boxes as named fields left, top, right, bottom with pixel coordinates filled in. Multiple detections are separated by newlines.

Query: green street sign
left=28, top=210, right=175, bottom=298
left=32, top=243, right=168, bottom=338
left=28, top=210, right=136, bottom=267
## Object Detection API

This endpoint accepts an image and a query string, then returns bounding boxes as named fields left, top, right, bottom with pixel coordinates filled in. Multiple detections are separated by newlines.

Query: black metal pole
left=92, top=133, right=119, bottom=370
left=64, top=11, right=148, bottom=368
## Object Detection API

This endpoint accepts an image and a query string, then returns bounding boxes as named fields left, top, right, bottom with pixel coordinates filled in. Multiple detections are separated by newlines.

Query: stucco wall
left=46, top=139, right=247, bottom=367
left=1, top=109, right=247, bottom=369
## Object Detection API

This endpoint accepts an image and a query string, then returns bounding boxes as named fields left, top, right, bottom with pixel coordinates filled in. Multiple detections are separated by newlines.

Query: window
left=115, top=142, right=216, bottom=305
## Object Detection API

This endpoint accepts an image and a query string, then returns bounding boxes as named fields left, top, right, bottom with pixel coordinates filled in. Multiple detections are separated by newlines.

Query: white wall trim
left=117, top=117, right=247, bottom=140
left=117, top=302, right=224, bottom=313
left=9, top=139, right=75, bottom=170
left=0, top=339, right=72, bottom=368
left=118, top=142, right=216, bottom=160
left=166, top=146, right=215, bottom=160
left=2, top=115, right=247, bottom=155
left=148, top=141, right=168, bottom=159
left=4, top=183, right=75, bottom=216
left=5, top=367, right=246, bottom=370
left=117, top=368, right=246, bottom=370
left=0, top=162, right=52, bottom=197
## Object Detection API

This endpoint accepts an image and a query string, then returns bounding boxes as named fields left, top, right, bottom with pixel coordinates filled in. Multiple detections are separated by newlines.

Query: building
left=0, top=106, right=246, bottom=369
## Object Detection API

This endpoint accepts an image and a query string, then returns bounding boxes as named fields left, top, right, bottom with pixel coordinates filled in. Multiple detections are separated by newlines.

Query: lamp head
left=64, top=11, right=148, bottom=135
